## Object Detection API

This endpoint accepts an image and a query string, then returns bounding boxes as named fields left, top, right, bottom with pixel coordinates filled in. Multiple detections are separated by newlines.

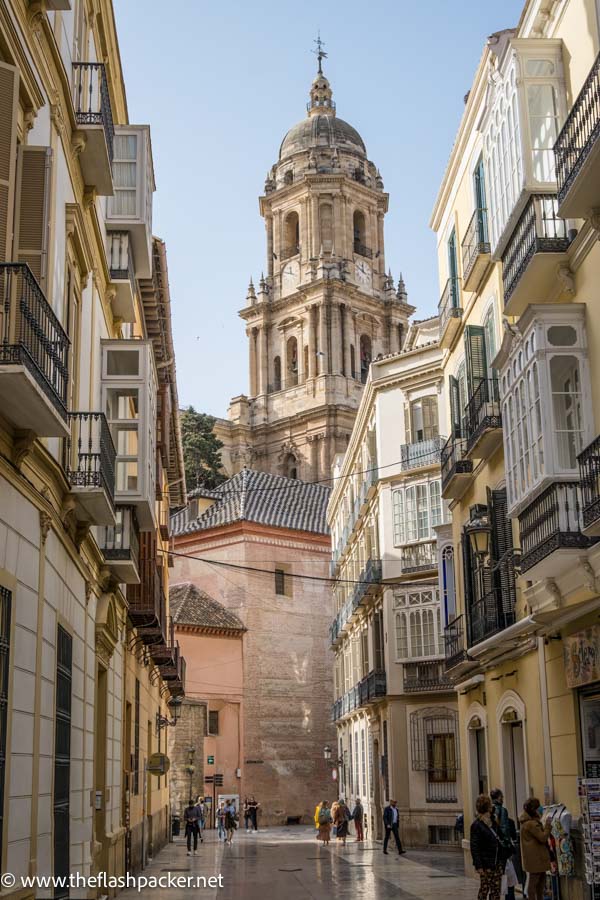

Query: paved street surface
left=122, top=827, right=478, bottom=899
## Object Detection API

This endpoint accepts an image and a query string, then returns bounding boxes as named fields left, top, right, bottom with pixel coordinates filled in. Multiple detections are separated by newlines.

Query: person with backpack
left=317, top=800, right=332, bottom=845
left=490, top=789, right=517, bottom=899
left=352, top=797, right=364, bottom=842
left=333, top=798, right=351, bottom=846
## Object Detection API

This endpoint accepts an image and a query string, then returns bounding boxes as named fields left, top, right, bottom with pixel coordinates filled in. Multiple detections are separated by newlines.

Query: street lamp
left=156, top=695, right=183, bottom=732
left=465, top=504, right=492, bottom=561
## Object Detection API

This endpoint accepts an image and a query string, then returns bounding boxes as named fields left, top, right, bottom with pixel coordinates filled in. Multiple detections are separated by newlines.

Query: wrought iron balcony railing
left=465, top=378, right=502, bottom=453
left=358, top=668, right=387, bottom=704
left=554, top=51, right=600, bottom=207
left=461, top=207, right=490, bottom=285
left=66, top=411, right=116, bottom=500
left=444, top=614, right=469, bottom=670
left=127, top=556, right=165, bottom=632
left=468, top=587, right=516, bottom=647
left=353, top=241, right=373, bottom=259
left=280, top=244, right=299, bottom=261
left=501, top=194, right=570, bottom=305
left=400, top=436, right=446, bottom=471
left=403, top=660, right=452, bottom=693
left=518, top=480, right=597, bottom=574
left=72, top=62, right=115, bottom=162
left=400, top=540, right=437, bottom=573
left=579, top=434, right=600, bottom=532
left=438, top=276, right=462, bottom=336
left=0, top=263, right=69, bottom=421
left=441, top=434, right=473, bottom=492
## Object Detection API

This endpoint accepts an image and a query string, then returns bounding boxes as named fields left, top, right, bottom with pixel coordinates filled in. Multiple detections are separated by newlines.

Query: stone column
left=266, top=214, right=274, bottom=280
left=318, top=302, right=328, bottom=376
left=320, top=433, right=330, bottom=482
left=249, top=327, right=258, bottom=396
left=308, top=435, right=319, bottom=481
left=309, top=305, right=317, bottom=378
left=333, top=194, right=343, bottom=255
left=298, top=321, right=305, bottom=383
left=341, top=305, right=351, bottom=377
left=259, top=324, right=268, bottom=394
left=311, top=194, right=319, bottom=257
left=331, top=302, right=342, bottom=374
left=300, top=198, right=309, bottom=278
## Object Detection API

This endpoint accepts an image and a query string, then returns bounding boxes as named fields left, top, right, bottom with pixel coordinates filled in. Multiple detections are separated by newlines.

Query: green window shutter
left=488, top=487, right=515, bottom=614
left=0, top=62, right=19, bottom=263
left=449, top=376, right=462, bottom=438
left=14, top=146, right=53, bottom=290
left=464, top=325, right=488, bottom=399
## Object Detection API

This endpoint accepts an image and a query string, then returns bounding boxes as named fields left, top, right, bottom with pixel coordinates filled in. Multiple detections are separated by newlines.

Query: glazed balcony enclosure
left=72, top=62, right=114, bottom=195
left=441, top=435, right=473, bottom=500
left=554, top=52, right=600, bottom=218
left=329, top=558, right=382, bottom=648
left=107, top=232, right=136, bottom=323
left=461, top=207, right=491, bottom=292
left=579, top=435, right=600, bottom=536
left=65, top=412, right=116, bottom=525
left=98, top=506, right=140, bottom=583
left=501, top=194, right=571, bottom=317
left=438, top=277, right=462, bottom=346
left=0, top=263, right=69, bottom=437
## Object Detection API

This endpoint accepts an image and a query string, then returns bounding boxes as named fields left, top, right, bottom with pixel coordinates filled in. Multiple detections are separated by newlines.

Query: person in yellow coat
left=314, top=801, right=322, bottom=831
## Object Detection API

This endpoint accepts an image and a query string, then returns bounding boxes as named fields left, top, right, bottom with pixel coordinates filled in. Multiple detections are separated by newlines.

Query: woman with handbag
left=470, top=794, right=509, bottom=900
left=491, top=789, right=518, bottom=899
left=519, top=798, right=551, bottom=900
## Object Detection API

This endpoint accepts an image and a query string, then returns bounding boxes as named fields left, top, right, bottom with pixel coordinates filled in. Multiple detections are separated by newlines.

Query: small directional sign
left=207, top=755, right=215, bottom=764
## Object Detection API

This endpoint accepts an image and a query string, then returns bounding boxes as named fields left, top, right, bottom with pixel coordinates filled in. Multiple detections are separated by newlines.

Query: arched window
left=283, top=170, right=294, bottom=186
left=360, top=334, right=372, bottom=384
left=353, top=210, right=366, bottom=252
left=273, top=356, right=282, bottom=392
left=286, top=336, right=298, bottom=387
left=320, top=203, right=333, bottom=252
left=350, top=344, right=356, bottom=379
left=284, top=452, right=298, bottom=480
left=283, top=211, right=299, bottom=255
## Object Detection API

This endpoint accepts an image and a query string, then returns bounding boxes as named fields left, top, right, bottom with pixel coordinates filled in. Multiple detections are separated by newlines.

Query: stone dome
left=279, top=114, right=366, bottom=161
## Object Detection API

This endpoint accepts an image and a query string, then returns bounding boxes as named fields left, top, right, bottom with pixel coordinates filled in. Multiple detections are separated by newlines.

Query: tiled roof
left=170, top=582, right=246, bottom=632
left=170, top=468, right=330, bottom=537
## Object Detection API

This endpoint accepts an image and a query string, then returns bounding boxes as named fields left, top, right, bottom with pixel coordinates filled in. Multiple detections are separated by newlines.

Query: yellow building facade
left=431, top=0, right=600, bottom=896
left=0, top=2, right=185, bottom=895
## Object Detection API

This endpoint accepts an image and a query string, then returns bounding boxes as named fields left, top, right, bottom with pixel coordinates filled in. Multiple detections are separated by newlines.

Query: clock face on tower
left=355, top=259, right=372, bottom=288
left=281, top=259, right=300, bottom=297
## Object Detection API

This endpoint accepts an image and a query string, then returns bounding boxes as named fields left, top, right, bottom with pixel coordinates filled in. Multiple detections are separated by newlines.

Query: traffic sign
left=207, top=755, right=215, bottom=764
left=147, top=753, right=170, bottom=776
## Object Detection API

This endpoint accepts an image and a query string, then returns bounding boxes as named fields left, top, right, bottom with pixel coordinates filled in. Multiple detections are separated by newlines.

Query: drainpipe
left=537, top=637, right=554, bottom=804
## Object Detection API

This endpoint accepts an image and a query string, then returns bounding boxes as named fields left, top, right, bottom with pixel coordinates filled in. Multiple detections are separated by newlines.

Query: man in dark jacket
left=383, top=800, right=406, bottom=855
left=470, top=795, right=504, bottom=899
left=184, top=799, right=203, bottom=856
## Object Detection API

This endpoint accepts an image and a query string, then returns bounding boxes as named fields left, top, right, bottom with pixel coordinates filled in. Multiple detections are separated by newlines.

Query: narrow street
left=122, top=828, right=476, bottom=899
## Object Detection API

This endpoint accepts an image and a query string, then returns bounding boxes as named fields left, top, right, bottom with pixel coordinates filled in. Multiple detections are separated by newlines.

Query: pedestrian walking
left=243, top=797, right=250, bottom=831
left=330, top=799, right=340, bottom=838
left=184, top=799, right=202, bottom=856
left=470, top=794, right=506, bottom=900
left=333, top=798, right=350, bottom=846
left=216, top=801, right=226, bottom=842
left=383, top=799, right=406, bottom=856
left=491, top=789, right=517, bottom=899
left=519, top=798, right=551, bottom=900
left=248, top=796, right=260, bottom=831
left=224, top=799, right=238, bottom=846
left=352, top=797, right=364, bottom=842
left=317, top=800, right=332, bottom=845
left=314, top=801, right=322, bottom=832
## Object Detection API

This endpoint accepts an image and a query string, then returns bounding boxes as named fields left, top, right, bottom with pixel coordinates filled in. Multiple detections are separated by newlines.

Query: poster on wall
left=564, top=627, right=600, bottom=689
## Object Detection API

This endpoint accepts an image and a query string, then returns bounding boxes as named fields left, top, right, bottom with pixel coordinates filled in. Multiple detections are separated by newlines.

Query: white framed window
left=110, top=133, right=138, bottom=218
left=392, top=479, right=443, bottom=546
left=393, top=588, right=443, bottom=661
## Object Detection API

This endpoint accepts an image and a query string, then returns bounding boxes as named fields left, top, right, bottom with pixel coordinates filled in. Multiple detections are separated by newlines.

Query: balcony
left=332, top=685, right=361, bottom=722
left=403, top=660, right=452, bottom=693
left=400, top=436, right=446, bottom=472
left=444, top=614, right=471, bottom=673
left=72, top=62, right=114, bottom=195
left=465, top=378, right=502, bottom=459
left=169, top=653, right=186, bottom=697
left=329, top=559, right=382, bottom=647
left=441, top=435, right=473, bottom=500
left=65, top=412, right=116, bottom=525
left=579, top=435, right=600, bottom=536
left=127, top=556, right=165, bottom=641
left=353, top=242, right=373, bottom=258
left=107, top=232, right=136, bottom=323
left=98, top=506, right=140, bottom=583
left=280, top=244, right=299, bottom=261
left=468, top=588, right=516, bottom=648
left=555, top=51, right=600, bottom=218
left=400, top=541, right=437, bottom=574
left=501, top=194, right=571, bottom=317
left=150, top=616, right=178, bottom=669
left=358, top=668, right=386, bottom=704
left=518, top=481, right=598, bottom=581
left=438, top=277, right=462, bottom=346
left=0, top=263, right=69, bottom=437
left=461, top=208, right=491, bottom=292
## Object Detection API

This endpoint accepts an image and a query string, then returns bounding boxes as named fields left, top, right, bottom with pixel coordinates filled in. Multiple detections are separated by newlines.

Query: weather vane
left=312, top=32, right=327, bottom=74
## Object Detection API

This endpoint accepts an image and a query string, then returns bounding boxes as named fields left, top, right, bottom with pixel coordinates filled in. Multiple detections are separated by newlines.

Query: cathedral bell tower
left=216, top=47, right=414, bottom=481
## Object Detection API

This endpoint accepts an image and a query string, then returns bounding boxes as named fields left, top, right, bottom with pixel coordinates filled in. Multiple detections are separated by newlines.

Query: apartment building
left=430, top=0, right=600, bottom=894
left=0, top=2, right=185, bottom=892
left=328, top=319, right=462, bottom=846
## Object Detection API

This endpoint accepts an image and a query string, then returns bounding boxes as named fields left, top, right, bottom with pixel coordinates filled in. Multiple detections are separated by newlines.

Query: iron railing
left=579, top=434, right=600, bottom=531
left=99, top=505, right=139, bottom=565
left=72, top=62, right=115, bottom=161
left=426, top=775, right=458, bottom=803
left=404, top=660, right=453, bottom=692
left=358, top=669, right=387, bottom=703
left=0, top=263, right=69, bottom=420
left=400, top=540, right=437, bottom=573
left=353, top=241, right=373, bottom=258
left=400, top=436, right=446, bottom=471
left=501, top=194, right=570, bottom=305
left=554, top=51, right=600, bottom=206
left=465, top=378, right=501, bottom=452
left=108, top=232, right=136, bottom=289
left=461, top=207, right=490, bottom=283
left=280, top=244, right=299, bottom=260
left=468, top=587, right=516, bottom=647
left=518, top=481, right=596, bottom=574
left=441, top=434, right=473, bottom=491
left=66, top=411, right=116, bottom=501
left=127, top=557, right=165, bottom=631
left=438, top=277, right=462, bottom=335
left=444, top=614, right=469, bottom=670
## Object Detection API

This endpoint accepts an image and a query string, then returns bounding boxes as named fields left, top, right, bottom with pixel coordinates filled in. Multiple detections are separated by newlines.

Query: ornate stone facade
left=216, top=66, right=414, bottom=480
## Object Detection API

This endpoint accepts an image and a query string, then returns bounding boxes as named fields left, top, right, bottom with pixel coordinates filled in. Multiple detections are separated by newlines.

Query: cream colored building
left=0, top=2, right=185, bottom=893
left=430, top=0, right=600, bottom=895
left=216, top=62, right=414, bottom=481
left=328, top=319, right=462, bottom=846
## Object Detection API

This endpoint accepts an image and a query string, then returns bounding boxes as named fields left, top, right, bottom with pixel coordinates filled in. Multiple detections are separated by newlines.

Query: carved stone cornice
left=39, top=510, right=52, bottom=546
left=12, top=430, right=36, bottom=470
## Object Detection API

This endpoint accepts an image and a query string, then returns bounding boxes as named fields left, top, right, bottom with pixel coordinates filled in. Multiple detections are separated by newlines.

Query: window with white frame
left=483, top=303, right=497, bottom=375
left=393, top=588, right=443, bottom=661
left=441, top=544, right=456, bottom=624
left=500, top=307, right=592, bottom=515
left=110, top=133, right=138, bottom=217
left=392, top=480, right=442, bottom=545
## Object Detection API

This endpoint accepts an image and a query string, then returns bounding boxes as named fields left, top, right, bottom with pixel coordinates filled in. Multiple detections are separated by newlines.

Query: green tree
left=180, top=407, right=226, bottom=491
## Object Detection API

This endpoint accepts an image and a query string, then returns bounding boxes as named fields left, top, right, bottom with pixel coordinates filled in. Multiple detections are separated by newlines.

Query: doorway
left=502, top=715, right=527, bottom=820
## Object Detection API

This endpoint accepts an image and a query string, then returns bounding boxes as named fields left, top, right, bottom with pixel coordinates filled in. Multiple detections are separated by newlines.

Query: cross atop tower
left=312, top=32, right=327, bottom=74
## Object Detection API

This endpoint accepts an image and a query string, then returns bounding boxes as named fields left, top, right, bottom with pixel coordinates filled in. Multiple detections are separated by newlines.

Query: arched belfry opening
left=360, top=334, right=372, bottom=384
left=286, top=336, right=298, bottom=387
left=273, top=356, right=282, bottom=392
left=353, top=210, right=366, bottom=252
left=284, top=453, right=298, bottom=480
left=284, top=211, right=299, bottom=255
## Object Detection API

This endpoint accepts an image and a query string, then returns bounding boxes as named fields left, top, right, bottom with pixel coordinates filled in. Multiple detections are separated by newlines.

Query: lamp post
left=465, top=505, right=492, bottom=599
left=155, top=695, right=183, bottom=733
left=323, top=745, right=344, bottom=788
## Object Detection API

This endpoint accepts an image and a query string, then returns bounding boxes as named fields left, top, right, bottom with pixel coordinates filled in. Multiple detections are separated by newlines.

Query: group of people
left=216, top=799, right=240, bottom=846
left=471, top=790, right=552, bottom=900
left=242, top=796, right=260, bottom=832
left=314, top=797, right=405, bottom=856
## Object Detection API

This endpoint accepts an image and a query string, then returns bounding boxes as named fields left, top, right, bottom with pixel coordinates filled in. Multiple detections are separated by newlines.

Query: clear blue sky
left=114, top=0, right=523, bottom=417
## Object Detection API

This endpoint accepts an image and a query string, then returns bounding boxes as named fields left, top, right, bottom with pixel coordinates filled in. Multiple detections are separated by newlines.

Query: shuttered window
left=449, top=376, right=462, bottom=438
left=14, top=146, right=52, bottom=290
left=0, top=62, right=19, bottom=263
left=488, top=487, right=516, bottom=617
left=464, top=325, right=488, bottom=399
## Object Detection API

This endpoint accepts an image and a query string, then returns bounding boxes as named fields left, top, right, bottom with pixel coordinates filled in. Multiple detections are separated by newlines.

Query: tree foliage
left=180, top=407, right=226, bottom=492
